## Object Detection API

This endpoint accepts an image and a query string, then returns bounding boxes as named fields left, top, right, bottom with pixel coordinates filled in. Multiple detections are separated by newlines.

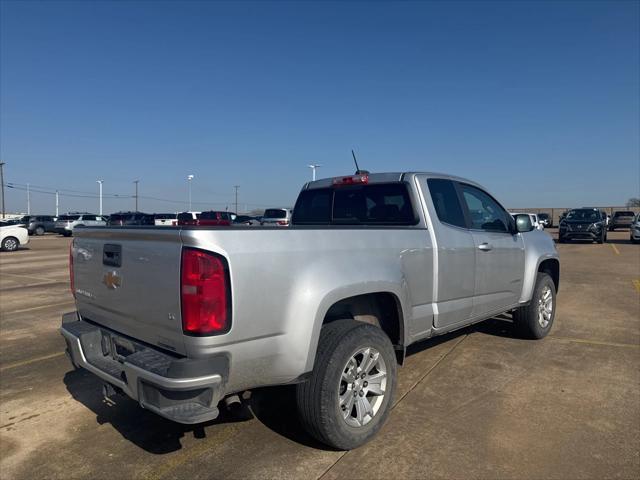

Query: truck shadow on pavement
left=63, top=315, right=519, bottom=454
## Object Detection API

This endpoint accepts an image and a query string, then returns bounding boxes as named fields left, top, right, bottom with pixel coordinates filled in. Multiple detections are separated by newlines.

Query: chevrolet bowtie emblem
left=103, top=270, right=122, bottom=290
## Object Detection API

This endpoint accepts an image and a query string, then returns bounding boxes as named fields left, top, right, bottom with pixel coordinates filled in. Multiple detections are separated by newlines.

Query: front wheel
left=35, top=226, right=45, bottom=236
left=513, top=272, right=556, bottom=339
left=1, top=236, right=20, bottom=251
left=296, top=319, right=397, bottom=450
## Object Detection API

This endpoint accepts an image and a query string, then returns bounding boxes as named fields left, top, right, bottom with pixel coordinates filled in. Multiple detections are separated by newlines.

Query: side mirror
left=514, top=214, right=534, bottom=233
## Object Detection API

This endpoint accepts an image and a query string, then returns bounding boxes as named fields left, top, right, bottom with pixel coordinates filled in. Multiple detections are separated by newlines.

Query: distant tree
left=627, top=198, right=640, bottom=208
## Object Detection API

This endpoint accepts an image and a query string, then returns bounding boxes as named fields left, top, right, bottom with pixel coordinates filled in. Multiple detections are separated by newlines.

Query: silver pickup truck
left=61, top=172, right=559, bottom=450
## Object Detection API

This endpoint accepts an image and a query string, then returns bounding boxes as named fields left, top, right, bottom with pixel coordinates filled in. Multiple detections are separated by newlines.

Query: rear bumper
left=60, top=312, right=228, bottom=424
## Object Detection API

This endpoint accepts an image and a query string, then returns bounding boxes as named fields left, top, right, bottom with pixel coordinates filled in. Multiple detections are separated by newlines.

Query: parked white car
left=510, top=212, right=543, bottom=230
left=630, top=213, right=640, bottom=244
left=154, top=213, right=178, bottom=226
left=0, top=221, right=29, bottom=251
left=54, top=213, right=107, bottom=237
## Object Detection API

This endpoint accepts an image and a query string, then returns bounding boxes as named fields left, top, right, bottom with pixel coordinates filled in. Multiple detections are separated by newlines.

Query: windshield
left=264, top=209, right=287, bottom=219
left=614, top=211, right=634, bottom=217
left=566, top=209, right=600, bottom=222
left=58, top=215, right=80, bottom=221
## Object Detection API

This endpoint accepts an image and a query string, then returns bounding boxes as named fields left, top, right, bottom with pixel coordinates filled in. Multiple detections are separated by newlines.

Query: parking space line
left=0, top=352, right=66, bottom=372
left=4, top=300, right=75, bottom=315
left=610, top=244, right=620, bottom=255
left=549, top=336, right=639, bottom=349
left=0, top=272, right=54, bottom=282
left=633, top=279, right=640, bottom=294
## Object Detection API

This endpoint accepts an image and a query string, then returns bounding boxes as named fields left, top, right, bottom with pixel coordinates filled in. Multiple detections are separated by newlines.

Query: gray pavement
left=1, top=232, right=638, bottom=479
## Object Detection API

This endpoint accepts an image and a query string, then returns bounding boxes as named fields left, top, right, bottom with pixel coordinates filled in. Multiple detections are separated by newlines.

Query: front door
left=458, top=183, right=525, bottom=318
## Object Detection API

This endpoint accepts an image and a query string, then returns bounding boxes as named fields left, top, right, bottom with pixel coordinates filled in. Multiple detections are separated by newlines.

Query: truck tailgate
left=72, top=228, right=186, bottom=355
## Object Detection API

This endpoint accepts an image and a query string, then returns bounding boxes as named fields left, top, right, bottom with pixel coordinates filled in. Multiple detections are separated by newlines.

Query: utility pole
left=187, top=175, right=194, bottom=211
left=55, top=190, right=59, bottom=217
left=133, top=180, right=139, bottom=211
left=308, top=164, right=322, bottom=181
left=234, top=185, right=240, bottom=214
left=97, top=180, right=103, bottom=216
left=0, top=161, right=5, bottom=219
left=27, top=183, right=31, bottom=215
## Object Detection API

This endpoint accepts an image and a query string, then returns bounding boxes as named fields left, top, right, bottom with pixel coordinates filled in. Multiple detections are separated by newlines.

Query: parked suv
left=178, top=211, right=232, bottom=226
left=537, top=213, right=551, bottom=228
left=261, top=208, right=292, bottom=226
left=55, top=213, right=107, bottom=237
left=154, top=213, right=178, bottom=226
left=19, top=215, right=57, bottom=235
left=108, top=212, right=155, bottom=226
left=559, top=208, right=607, bottom=243
left=609, top=211, right=636, bottom=231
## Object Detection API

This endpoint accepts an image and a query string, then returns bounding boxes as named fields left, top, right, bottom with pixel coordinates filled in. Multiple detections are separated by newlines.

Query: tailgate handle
left=103, top=244, right=122, bottom=267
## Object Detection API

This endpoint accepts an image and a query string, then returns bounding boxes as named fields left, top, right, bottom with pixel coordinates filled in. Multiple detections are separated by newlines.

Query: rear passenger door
left=457, top=183, right=525, bottom=318
left=422, top=178, right=476, bottom=329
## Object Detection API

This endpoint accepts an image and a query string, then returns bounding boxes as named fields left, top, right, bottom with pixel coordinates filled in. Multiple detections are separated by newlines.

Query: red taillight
left=181, top=248, right=230, bottom=335
left=277, top=220, right=289, bottom=226
left=332, top=174, right=369, bottom=186
left=69, top=240, right=75, bottom=299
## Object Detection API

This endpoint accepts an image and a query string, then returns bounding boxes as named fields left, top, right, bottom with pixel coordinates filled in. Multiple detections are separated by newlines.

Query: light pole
left=133, top=180, right=139, bottom=211
left=308, top=164, right=322, bottom=181
left=96, top=180, right=103, bottom=216
left=55, top=190, right=59, bottom=217
left=0, top=161, right=5, bottom=219
left=187, top=175, right=194, bottom=211
left=234, top=185, right=239, bottom=214
left=27, top=183, right=31, bottom=215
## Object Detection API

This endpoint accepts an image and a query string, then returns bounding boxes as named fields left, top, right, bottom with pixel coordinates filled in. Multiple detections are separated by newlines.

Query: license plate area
left=101, top=332, right=136, bottom=362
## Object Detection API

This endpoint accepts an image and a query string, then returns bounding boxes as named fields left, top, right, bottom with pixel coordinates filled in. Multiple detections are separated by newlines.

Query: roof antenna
left=352, top=149, right=369, bottom=175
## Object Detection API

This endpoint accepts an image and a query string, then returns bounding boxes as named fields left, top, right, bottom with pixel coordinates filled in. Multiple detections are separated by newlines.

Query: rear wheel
left=35, top=226, right=45, bottom=236
left=1, top=236, right=19, bottom=251
left=296, top=319, right=397, bottom=450
left=513, top=272, right=556, bottom=339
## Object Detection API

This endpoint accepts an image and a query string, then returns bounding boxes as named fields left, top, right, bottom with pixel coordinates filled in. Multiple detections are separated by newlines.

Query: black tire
left=296, top=319, right=397, bottom=450
left=35, top=226, right=45, bottom=236
left=1, top=236, right=20, bottom=252
left=513, top=272, right=556, bottom=339
left=558, top=236, right=566, bottom=244
left=596, top=231, right=604, bottom=244
left=62, top=231, right=72, bottom=237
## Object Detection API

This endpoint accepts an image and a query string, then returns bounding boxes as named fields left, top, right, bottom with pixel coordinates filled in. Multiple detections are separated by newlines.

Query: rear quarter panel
left=180, top=227, right=432, bottom=392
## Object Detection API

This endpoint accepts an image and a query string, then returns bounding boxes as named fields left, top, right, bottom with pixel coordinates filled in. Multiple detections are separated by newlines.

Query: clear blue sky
left=1, top=0, right=638, bottom=214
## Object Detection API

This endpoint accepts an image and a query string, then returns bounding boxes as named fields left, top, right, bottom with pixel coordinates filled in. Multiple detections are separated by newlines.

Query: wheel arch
left=304, top=285, right=410, bottom=372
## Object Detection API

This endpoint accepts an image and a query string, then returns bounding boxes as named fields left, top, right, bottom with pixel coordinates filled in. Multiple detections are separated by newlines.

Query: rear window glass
left=58, top=215, right=80, bottom=221
left=264, top=209, right=287, bottom=219
left=177, top=212, right=193, bottom=221
left=293, top=183, right=416, bottom=226
left=614, top=211, right=634, bottom=217
left=154, top=213, right=176, bottom=219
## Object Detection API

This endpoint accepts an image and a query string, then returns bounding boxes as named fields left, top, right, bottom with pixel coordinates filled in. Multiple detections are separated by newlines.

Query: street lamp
left=308, top=164, right=322, bottom=181
left=133, top=180, right=139, bottom=211
left=0, top=161, right=5, bottom=219
left=96, top=180, right=103, bottom=216
left=187, top=175, right=194, bottom=211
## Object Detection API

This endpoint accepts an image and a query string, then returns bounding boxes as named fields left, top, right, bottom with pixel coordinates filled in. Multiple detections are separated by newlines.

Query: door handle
left=478, top=243, right=493, bottom=251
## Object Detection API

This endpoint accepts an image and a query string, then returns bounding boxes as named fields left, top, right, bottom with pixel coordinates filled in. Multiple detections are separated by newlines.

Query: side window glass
left=83, top=215, right=96, bottom=221
left=460, top=184, right=510, bottom=233
left=426, top=179, right=466, bottom=228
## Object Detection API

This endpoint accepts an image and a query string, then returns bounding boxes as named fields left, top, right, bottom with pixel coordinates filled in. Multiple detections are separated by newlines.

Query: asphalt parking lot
left=1, top=231, right=638, bottom=479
